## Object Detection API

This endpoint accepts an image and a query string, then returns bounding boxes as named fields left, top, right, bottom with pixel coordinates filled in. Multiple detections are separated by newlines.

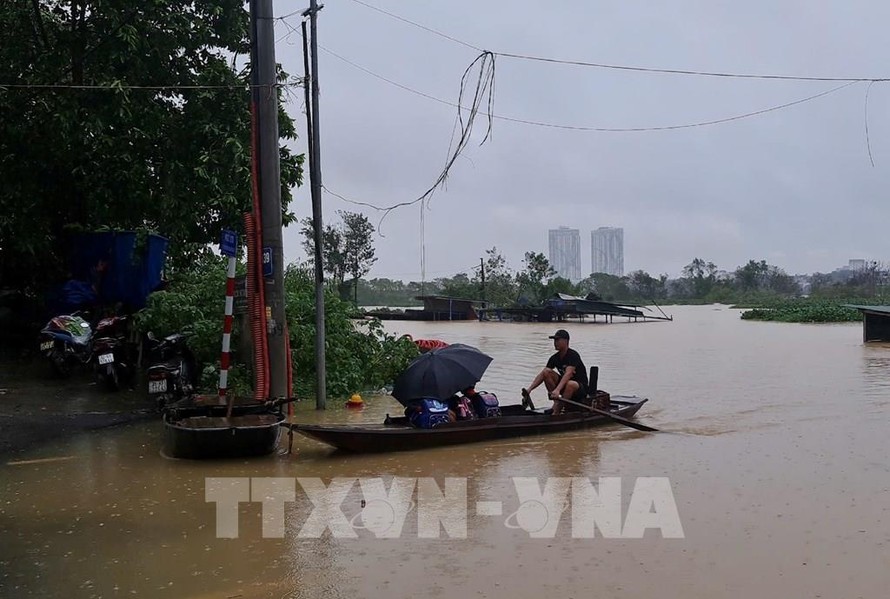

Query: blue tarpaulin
left=66, top=231, right=169, bottom=310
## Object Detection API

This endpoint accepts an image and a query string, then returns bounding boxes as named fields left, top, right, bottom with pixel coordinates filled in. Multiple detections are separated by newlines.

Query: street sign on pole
left=220, top=230, right=238, bottom=257
left=262, top=246, right=273, bottom=278
left=233, top=275, right=248, bottom=315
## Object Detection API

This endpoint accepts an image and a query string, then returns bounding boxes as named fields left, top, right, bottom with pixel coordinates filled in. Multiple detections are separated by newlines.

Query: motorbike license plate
left=148, top=379, right=168, bottom=394
left=98, top=353, right=114, bottom=365
left=40, top=340, right=54, bottom=351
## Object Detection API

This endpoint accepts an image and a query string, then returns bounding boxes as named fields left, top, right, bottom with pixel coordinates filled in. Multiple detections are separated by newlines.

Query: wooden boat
left=163, top=398, right=286, bottom=459
left=283, top=395, right=648, bottom=453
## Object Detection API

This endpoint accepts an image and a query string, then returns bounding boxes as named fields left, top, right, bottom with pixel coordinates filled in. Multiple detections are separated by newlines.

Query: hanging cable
left=864, top=81, right=877, bottom=167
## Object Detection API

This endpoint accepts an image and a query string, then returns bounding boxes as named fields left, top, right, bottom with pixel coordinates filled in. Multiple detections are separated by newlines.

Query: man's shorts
left=562, top=383, right=588, bottom=410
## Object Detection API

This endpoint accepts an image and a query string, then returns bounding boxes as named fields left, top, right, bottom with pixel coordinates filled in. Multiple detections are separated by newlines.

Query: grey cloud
left=279, top=0, right=890, bottom=280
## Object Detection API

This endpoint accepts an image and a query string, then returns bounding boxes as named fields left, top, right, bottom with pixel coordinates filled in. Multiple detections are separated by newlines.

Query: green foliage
left=516, top=251, right=557, bottom=303
left=480, top=247, right=517, bottom=307
left=133, top=255, right=253, bottom=395
left=739, top=297, right=886, bottom=323
left=680, top=258, right=718, bottom=298
left=134, top=259, right=420, bottom=400
left=740, top=299, right=862, bottom=323
left=0, top=1, right=303, bottom=293
left=438, top=272, right=477, bottom=300
left=283, top=264, right=419, bottom=399
left=356, top=278, right=426, bottom=307
left=301, top=210, right=377, bottom=302
left=577, top=273, right=630, bottom=302
left=341, top=211, right=377, bottom=303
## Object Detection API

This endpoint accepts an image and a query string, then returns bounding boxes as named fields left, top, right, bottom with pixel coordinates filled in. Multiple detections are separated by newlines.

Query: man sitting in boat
left=521, top=329, right=588, bottom=416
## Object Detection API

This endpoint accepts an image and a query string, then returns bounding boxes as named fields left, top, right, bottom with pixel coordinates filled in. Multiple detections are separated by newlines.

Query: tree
left=543, top=276, right=578, bottom=298
left=682, top=258, right=718, bottom=298
left=438, top=273, right=476, bottom=300
left=733, top=260, right=799, bottom=297
left=477, top=247, right=515, bottom=307
left=341, top=211, right=377, bottom=304
left=578, top=272, right=630, bottom=302
left=0, top=1, right=303, bottom=295
left=734, top=260, right=769, bottom=293
left=516, top=251, right=556, bottom=304
left=300, top=218, right=346, bottom=292
left=301, top=210, right=376, bottom=302
left=627, top=270, right=658, bottom=300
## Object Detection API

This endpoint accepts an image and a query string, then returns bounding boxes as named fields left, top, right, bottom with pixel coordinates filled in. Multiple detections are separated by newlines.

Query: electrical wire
left=347, top=0, right=483, bottom=52
left=346, top=0, right=890, bottom=83
left=0, top=82, right=302, bottom=91
left=495, top=52, right=889, bottom=83
left=312, top=43, right=860, bottom=132
left=865, top=81, right=877, bottom=167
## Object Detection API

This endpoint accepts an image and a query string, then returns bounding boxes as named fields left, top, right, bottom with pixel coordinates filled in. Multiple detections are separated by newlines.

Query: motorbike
left=38, top=313, right=93, bottom=377
left=146, top=332, right=198, bottom=410
left=91, top=315, right=135, bottom=391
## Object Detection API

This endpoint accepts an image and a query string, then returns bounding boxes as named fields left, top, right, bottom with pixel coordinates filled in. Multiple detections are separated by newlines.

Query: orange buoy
left=345, top=393, right=364, bottom=409
left=415, top=338, right=449, bottom=353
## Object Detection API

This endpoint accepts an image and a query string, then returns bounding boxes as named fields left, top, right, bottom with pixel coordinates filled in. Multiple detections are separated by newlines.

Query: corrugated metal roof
left=843, top=304, right=890, bottom=315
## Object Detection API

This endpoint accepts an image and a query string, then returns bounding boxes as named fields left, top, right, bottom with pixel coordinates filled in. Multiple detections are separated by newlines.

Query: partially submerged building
left=844, top=305, right=890, bottom=342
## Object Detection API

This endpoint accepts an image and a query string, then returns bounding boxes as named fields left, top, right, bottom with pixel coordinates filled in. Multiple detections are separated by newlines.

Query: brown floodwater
left=2, top=305, right=889, bottom=598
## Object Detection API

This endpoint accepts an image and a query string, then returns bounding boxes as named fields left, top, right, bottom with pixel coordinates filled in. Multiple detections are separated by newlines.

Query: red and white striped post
left=219, top=231, right=238, bottom=400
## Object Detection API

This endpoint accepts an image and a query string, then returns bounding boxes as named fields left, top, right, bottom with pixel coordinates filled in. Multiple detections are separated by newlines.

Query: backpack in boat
left=407, top=399, right=450, bottom=429
left=452, top=396, right=476, bottom=420
left=471, top=392, right=501, bottom=418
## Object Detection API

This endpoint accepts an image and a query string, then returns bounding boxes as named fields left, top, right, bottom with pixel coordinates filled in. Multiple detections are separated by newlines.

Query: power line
left=495, top=52, right=889, bottom=83
left=347, top=0, right=482, bottom=52
left=495, top=81, right=858, bottom=132
left=347, top=0, right=890, bottom=83
left=0, top=82, right=303, bottom=91
left=313, top=43, right=455, bottom=108
left=310, top=42, right=861, bottom=132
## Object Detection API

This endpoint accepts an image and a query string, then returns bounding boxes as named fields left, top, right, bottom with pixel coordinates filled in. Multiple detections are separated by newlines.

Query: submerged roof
left=414, top=295, right=484, bottom=305
left=844, top=304, right=890, bottom=315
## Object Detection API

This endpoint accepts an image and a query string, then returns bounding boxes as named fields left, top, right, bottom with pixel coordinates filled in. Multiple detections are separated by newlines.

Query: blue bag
left=406, top=399, right=450, bottom=429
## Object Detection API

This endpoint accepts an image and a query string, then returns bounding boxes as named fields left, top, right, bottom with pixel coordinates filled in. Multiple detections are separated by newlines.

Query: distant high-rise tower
left=548, top=226, right=582, bottom=282
left=591, top=227, right=624, bottom=276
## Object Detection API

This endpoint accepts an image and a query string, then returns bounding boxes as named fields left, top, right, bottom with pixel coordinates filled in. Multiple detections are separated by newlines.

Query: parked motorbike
left=91, top=315, right=135, bottom=391
left=146, top=332, right=198, bottom=409
left=38, top=313, right=93, bottom=377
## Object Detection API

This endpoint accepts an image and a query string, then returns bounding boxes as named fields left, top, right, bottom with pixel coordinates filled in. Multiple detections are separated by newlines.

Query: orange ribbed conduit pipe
left=244, top=213, right=268, bottom=401
left=247, top=99, right=270, bottom=400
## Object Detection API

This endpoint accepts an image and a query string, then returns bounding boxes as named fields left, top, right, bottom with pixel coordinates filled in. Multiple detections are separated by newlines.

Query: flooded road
left=2, top=305, right=889, bottom=598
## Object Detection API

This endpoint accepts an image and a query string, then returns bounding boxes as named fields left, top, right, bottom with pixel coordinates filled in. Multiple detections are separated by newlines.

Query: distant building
left=591, top=227, right=624, bottom=276
left=548, top=226, right=582, bottom=282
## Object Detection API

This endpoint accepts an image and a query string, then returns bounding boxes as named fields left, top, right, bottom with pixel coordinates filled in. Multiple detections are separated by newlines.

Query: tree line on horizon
left=352, top=253, right=889, bottom=308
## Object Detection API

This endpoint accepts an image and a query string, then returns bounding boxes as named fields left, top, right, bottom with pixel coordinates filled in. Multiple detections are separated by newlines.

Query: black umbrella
left=391, top=343, right=493, bottom=405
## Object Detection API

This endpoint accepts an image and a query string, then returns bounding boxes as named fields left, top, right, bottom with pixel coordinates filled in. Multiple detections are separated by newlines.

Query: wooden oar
left=558, top=396, right=660, bottom=432
left=266, top=396, right=298, bottom=409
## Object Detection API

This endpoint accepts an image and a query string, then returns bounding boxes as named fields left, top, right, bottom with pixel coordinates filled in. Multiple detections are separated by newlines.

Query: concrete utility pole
left=303, top=0, right=326, bottom=409
left=480, top=257, right=486, bottom=304
left=251, top=0, right=288, bottom=399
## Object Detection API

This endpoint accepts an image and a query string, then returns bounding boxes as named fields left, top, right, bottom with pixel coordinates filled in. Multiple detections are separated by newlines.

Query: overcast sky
left=272, top=0, right=890, bottom=280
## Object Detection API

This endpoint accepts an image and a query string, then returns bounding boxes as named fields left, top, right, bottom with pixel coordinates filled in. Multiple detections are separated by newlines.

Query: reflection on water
left=2, top=306, right=888, bottom=598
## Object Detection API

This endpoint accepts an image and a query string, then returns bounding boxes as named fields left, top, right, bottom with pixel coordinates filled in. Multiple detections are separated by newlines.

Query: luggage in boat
left=406, top=398, right=450, bottom=429
left=449, top=396, right=476, bottom=420
left=471, top=391, right=501, bottom=418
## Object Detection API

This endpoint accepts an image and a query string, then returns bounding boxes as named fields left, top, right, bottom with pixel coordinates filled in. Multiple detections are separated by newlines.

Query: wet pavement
left=0, top=360, right=156, bottom=457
